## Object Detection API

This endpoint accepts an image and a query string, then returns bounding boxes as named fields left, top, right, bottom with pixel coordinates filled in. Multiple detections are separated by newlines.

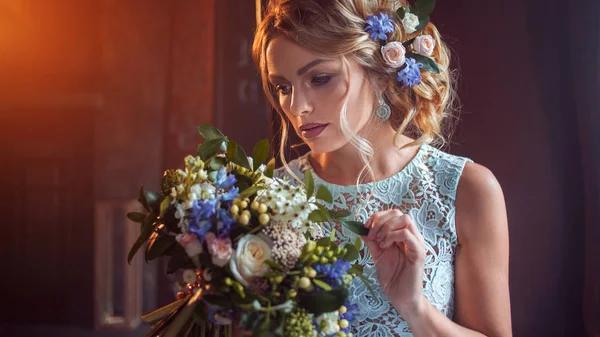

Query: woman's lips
left=299, top=123, right=329, bottom=139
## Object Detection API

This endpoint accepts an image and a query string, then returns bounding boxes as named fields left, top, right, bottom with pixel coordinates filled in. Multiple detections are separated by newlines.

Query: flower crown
left=364, top=0, right=439, bottom=87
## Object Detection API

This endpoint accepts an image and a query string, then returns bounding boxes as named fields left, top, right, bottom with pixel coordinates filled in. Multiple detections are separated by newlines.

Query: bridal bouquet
left=126, top=125, right=371, bottom=337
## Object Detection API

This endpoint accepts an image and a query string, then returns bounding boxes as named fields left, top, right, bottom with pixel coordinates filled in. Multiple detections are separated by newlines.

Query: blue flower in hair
left=365, top=13, right=395, bottom=42
left=397, top=58, right=423, bottom=87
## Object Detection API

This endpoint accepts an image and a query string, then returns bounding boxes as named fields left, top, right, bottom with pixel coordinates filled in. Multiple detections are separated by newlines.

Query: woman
left=251, top=0, right=512, bottom=336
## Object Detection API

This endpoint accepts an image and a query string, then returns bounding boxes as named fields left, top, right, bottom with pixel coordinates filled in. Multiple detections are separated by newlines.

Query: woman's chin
left=304, top=138, right=347, bottom=155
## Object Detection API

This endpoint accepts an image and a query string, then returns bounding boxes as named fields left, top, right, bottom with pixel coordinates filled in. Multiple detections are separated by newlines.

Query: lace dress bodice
left=275, top=144, right=473, bottom=336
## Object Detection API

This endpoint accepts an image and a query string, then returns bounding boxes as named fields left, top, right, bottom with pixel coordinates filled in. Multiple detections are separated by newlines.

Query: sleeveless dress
left=275, top=143, right=473, bottom=337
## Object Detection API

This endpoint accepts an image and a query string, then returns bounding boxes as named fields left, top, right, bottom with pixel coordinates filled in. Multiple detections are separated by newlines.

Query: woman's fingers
left=366, top=209, right=404, bottom=241
left=379, top=228, right=424, bottom=261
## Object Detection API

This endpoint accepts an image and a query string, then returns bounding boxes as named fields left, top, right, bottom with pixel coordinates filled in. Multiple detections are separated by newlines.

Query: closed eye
left=311, top=74, right=333, bottom=86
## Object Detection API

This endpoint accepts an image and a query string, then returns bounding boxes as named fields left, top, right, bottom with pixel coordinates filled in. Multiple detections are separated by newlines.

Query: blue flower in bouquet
left=216, top=209, right=235, bottom=238
left=220, top=186, right=239, bottom=201
left=313, top=259, right=351, bottom=287
left=189, top=219, right=212, bottom=239
left=188, top=199, right=217, bottom=239
left=216, top=167, right=236, bottom=189
left=339, top=301, right=358, bottom=334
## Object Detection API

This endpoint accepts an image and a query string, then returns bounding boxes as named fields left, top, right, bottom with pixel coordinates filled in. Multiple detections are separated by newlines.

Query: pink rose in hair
left=176, top=233, right=203, bottom=257
left=413, top=35, right=435, bottom=56
left=209, top=237, right=233, bottom=267
left=381, top=42, right=406, bottom=68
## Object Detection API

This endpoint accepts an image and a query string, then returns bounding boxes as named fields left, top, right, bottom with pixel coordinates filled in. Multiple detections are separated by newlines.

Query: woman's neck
left=308, top=123, right=419, bottom=185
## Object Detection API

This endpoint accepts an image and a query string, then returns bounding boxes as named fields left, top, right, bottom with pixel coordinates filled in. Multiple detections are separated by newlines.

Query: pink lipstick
left=299, top=123, right=329, bottom=139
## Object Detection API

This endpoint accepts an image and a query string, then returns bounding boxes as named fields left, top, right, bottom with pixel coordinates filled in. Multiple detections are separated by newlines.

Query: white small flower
left=402, top=12, right=420, bottom=34
left=182, top=269, right=197, bottom=283
left=413, top=34, right=435, bottom=56
left=316, top=311, right=340, bottom=335
left=197, top=169, right=208, bottom=181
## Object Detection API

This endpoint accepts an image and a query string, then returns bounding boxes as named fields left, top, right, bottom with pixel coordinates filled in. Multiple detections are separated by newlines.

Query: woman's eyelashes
left=311, top=74, right=333, bottom=86
left=273, top=74, right=334, bottom=96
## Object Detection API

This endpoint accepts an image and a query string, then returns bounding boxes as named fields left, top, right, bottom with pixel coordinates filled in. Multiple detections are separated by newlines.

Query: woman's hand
left=362, top=209, right=427, bottom=317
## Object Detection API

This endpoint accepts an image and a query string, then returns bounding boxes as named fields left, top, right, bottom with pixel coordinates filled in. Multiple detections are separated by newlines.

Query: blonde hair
left=253, top=0, right=458, bottom=185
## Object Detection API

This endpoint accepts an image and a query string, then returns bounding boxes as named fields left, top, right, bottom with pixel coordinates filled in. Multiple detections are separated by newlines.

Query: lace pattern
left=275, top=144, right=472, bottom=336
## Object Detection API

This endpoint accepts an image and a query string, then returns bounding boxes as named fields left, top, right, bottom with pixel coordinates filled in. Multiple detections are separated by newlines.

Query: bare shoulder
left=453, top=162, right=513, bottom=335
left=455, top=161, right=508, bottom=243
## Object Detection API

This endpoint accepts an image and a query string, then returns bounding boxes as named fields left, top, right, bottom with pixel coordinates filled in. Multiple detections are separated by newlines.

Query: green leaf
left=229, top=140, right=251, bottom=169
left=412, top=0, right=436, bottom=25
left=138, top=185, right=161, bottom=212
left=159, top=197, right=171, bottom=217
left=339, top=220, right=370, bottom=236
left=146, top=233, right=176, bottom=262
left=312, top=279, right=332, bottom=291
left=226, top=139, right=236, bottom=161
left=317, top=236, right=332, bottom=247
left=298, top=287, right=349, bottom=316
left=308, top=208, right=329, bottom=223
left=252, top=139, right=270, bottom=171
left=264, top=259, right=284, bottom=271
left=198, top=138, right=226, bottom=160
left=303, top=170, right=314, bottom=197
left=343, top=242, right=359, bottom=261
left=355, top=237, right=362, bottom=251
left=127, top=235, right=146, bottom=264
left=316, top=185, right=333, bottom=204
left=407, top=52, right=440, bottom=74
left=397, top=6, right=406, bottom=19
left=126, top=212, right=146, bottom=223
left=238, top=185, right=264, bottom=200
left=265, top=158, right=276, bottom=178
left=328, top=210, right=351, bottom=219
left=197, top=124, right=225, bottom=140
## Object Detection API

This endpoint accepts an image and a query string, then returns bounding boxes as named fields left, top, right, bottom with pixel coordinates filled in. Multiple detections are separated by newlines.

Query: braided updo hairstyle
left=253, top=0, right=457, bottom=183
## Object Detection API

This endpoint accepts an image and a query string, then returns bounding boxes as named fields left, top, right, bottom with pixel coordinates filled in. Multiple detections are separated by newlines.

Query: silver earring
left=374, top=95, right=391, bottom=121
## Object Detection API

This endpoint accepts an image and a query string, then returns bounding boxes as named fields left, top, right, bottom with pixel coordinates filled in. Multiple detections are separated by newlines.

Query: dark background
left=0, top=0, right=597, bottom=336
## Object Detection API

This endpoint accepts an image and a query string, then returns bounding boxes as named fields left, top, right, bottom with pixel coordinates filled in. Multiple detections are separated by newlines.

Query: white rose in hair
left=413, top=35, right=435, bottom=56
left=402, top=12, right=420, bottom=34
left=381, top=42, right=406, bottom=68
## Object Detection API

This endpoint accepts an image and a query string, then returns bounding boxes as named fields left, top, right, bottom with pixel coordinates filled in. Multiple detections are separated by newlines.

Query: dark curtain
left=567, top=0, right=600, bottom=335
left=529, top=0, right=599, bottom=335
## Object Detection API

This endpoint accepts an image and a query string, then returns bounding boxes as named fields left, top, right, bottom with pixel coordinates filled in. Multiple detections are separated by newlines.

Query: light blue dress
left=275, top=144, right=473, bottom=336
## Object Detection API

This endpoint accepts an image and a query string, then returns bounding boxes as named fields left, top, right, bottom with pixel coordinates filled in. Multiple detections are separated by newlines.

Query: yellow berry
left=242, top=210, right=251, bottom=217
left=233, top=198, right=241, bottom=205
left=339, top=319, right=349, bottom=329
left=240, top=201, right=248, bottom=209
left=308, top=269, right=317, bottom=278
left=339, top=306, right=347, bottom=314
left=251, top=201, right=259, bottom=210
left=298, top=277, right=311, bottom=289
left=288, top=289, right=297, bottom=298
left=239, top=214, right=250, bottom=225
left=230, top=205, right=239, bottom=215
left=320, top=257, right=328, bottom=264
left=258, top=203, right=268, bottom=213
left=259, top=213, right=270, bottom=225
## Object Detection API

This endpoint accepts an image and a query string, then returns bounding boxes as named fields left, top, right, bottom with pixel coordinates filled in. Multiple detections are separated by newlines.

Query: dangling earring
left=374, top=94, right=391, bottom=121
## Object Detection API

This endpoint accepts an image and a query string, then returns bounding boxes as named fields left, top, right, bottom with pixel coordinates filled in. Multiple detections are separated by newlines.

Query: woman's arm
left=401, top=162, right=512, bottom=337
